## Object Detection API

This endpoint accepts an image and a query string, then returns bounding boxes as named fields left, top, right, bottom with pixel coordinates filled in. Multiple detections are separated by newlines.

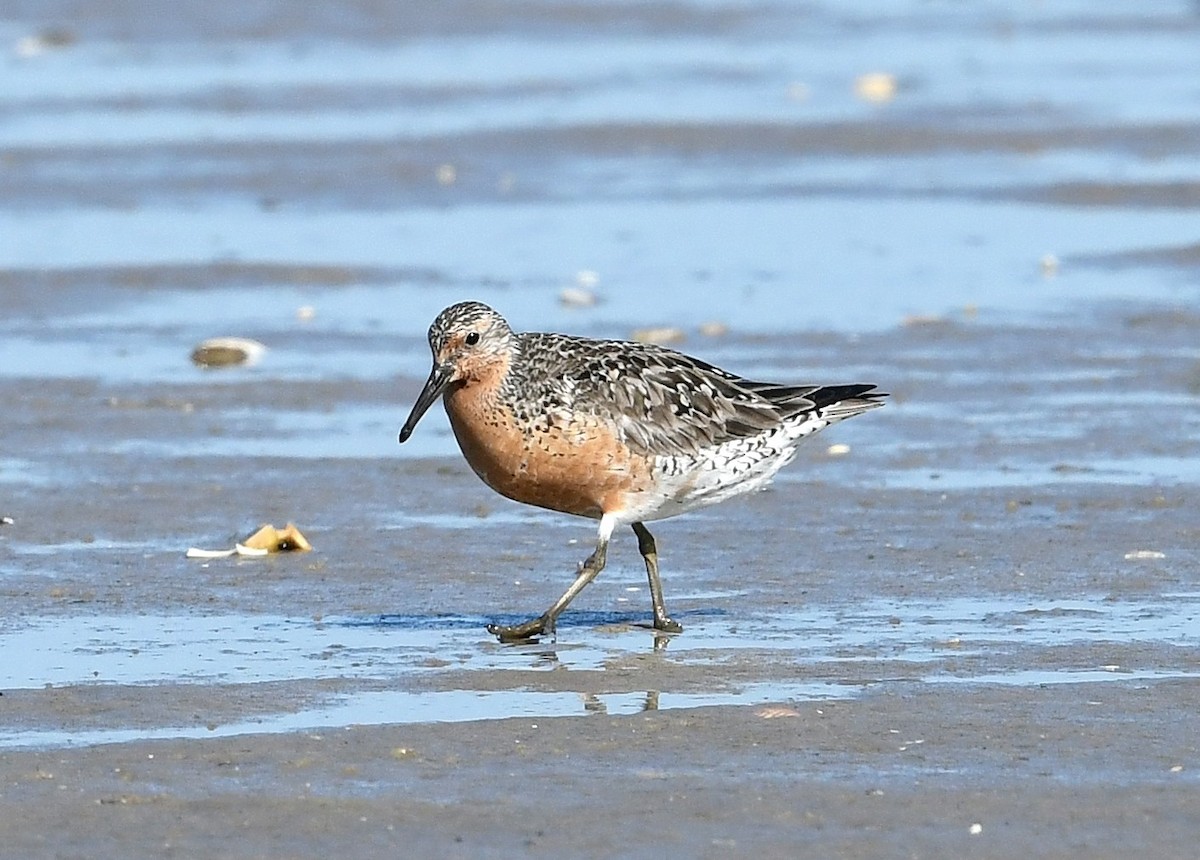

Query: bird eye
left=465, top=332, right=481, bottom=346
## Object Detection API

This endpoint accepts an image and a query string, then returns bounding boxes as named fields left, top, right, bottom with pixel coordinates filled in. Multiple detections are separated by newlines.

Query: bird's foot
left=488, top=614, right=553, bottom=643
left=653, top=615, right=683, bottom=634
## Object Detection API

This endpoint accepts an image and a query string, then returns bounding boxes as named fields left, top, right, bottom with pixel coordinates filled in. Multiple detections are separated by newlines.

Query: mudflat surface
left=2, top=2, right=1200, bottom=858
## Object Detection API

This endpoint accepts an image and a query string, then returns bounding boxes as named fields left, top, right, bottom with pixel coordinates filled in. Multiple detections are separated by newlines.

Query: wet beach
left=2, top=1, right=1200, bottom=857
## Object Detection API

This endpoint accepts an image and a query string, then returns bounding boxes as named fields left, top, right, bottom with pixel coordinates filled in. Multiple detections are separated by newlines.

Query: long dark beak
left=398, top=363, right=453, bottom=443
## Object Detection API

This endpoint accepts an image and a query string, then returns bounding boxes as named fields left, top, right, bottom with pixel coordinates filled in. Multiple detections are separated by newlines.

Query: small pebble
left=827, top=443, right=851, bottom=457
left=559, top=287, right=597, bottom=307
left=969, top=823, right=983, bottom=836
left=190, top=337, right=268, bottom=369
left=435, top=164, right=457, bottom=185
left=902, top=313, right=947, bottom=327
left=14, top=28, right=76, bottom=58
left=1040, top=253, right=1060, bottom=278
left=754, top=705, right=801, bottom=719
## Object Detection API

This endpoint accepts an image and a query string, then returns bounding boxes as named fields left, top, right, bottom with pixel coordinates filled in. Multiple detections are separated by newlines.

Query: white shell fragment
left=185, top=544, right=268, bottom=558
left=575, top=270, right=601, bottom=289
left=185, top=547, right=236, bottom=559
left=1124, top=550, right=1166, bottom=560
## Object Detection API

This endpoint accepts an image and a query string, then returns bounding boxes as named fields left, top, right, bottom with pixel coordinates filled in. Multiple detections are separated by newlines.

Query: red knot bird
left=399, top=301, right=885, bottom=642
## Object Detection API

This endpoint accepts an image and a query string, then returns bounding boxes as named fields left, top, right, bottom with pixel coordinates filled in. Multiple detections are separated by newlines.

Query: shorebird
left=399, top=301, right=884, bottom=641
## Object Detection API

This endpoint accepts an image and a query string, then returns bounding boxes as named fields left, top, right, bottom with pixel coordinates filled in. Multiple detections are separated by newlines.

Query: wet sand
left=4, top=291, right=1200, bottom=856
left=3, top=1, right=1200, bottom=857
left=3, top=683, right=1199, bottom=858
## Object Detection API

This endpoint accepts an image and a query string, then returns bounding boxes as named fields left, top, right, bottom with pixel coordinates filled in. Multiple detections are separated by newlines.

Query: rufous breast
left=443, top=381, right=651, bottom=520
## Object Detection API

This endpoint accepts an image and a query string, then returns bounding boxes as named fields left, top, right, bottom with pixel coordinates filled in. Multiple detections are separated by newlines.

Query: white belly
left=613, top=427, right=809, bottom=524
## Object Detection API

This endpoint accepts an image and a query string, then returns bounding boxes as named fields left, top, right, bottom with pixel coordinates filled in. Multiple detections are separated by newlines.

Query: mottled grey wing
left=522, top=332, right=882, bottom=458
left=537, top=335, right=784, bottom=457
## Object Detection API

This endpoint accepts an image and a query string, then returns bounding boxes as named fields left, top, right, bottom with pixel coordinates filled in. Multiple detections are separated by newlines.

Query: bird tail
left=742, top=381, right=886, bottom=423
left=806, top=384, right=887, bottom=422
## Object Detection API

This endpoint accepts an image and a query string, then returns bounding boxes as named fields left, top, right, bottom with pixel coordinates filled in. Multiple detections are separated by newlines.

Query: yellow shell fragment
left=241, top=523, right=313, bottom=553
left=186, top=523, right=312, bottom=559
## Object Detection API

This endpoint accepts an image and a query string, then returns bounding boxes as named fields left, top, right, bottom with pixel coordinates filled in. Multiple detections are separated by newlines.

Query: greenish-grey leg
left=488, top=515, right=617, bottom=643
left=631, top=522, right=682, bottom=633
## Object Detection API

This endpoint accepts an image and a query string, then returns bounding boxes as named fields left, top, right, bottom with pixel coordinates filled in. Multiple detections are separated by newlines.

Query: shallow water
left=2, top=589, right=1195, bottom=749
left=5, top=594, right=1193, bottom=692
left=0, top=683, right=855, bottom=750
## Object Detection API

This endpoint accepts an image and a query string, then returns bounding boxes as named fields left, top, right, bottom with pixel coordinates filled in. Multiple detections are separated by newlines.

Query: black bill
left=398, top=363, right=453, bottom=443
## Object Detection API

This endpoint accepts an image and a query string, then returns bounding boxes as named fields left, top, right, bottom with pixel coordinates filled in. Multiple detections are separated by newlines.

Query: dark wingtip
left=805, top=383, right=885, bottom=410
